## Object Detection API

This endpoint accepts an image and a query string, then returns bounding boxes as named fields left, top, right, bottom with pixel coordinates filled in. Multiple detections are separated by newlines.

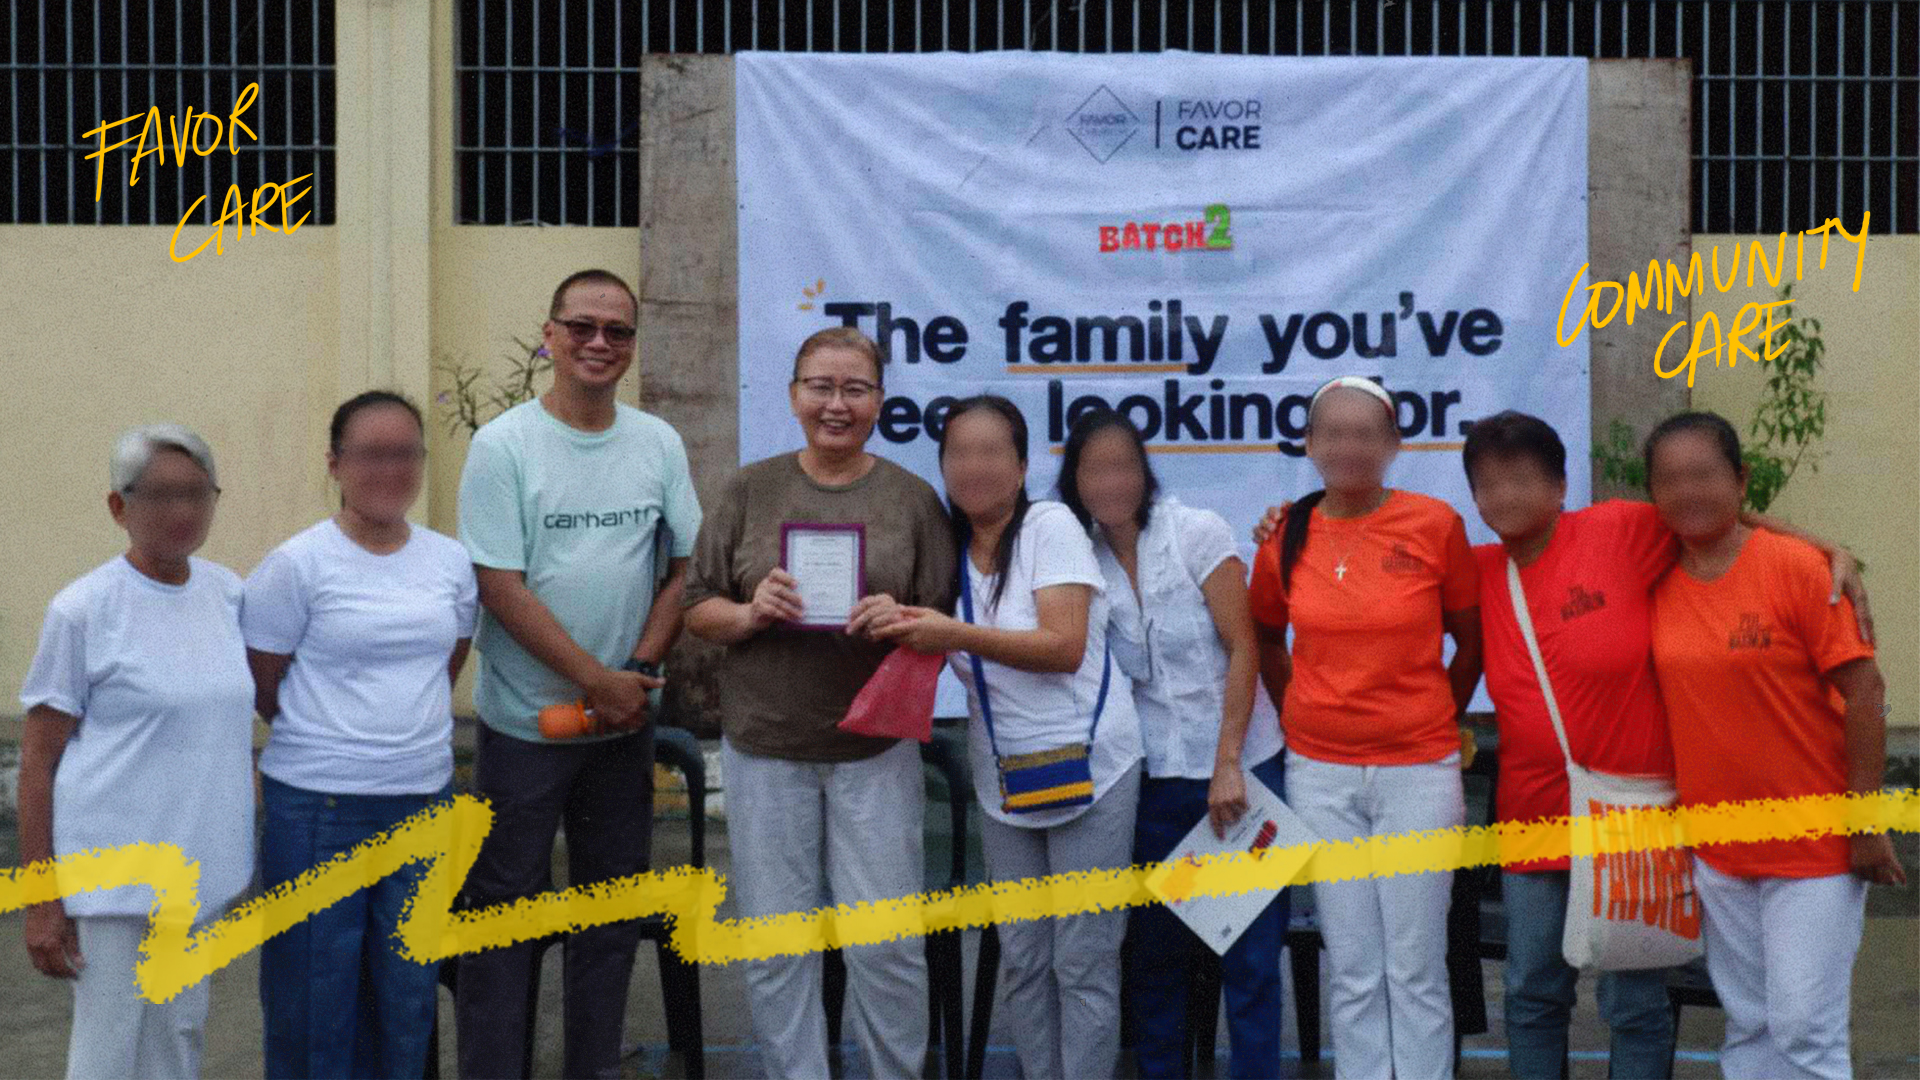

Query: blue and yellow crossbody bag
left=959, top=564, right=1112, bottom=815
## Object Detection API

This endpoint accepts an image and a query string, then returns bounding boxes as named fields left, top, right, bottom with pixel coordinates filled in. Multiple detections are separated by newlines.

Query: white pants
left=977, top=762, right=1141, bottom=1080
left=1693, top=856, right=1868, bottom=1080
left=721, top=736, right=928, bottom=1080
left=66, top=916, right=211, bottom=1080
left=1286, top=749, right=1465, bottom=1080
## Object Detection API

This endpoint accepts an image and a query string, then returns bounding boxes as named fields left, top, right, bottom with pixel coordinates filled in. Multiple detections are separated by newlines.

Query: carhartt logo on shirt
left=1561, top=585, right=1607, bottom=622
left=544, top=507, right=647, bottom=530
left=1729, top=613, right=1773, bottom=650
left=1380, top=544, right=1424, bottom=574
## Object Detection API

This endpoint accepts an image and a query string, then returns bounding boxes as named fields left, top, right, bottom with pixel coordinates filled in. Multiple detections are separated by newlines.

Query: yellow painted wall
left=1689, top=233, right=1919, bottom=729
left=0, top=226, right=342, bottom=692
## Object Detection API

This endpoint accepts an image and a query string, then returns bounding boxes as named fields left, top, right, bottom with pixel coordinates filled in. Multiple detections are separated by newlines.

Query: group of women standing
left=20, top=392, right=473, bottom=1080
left=689, top=327, right=1894, bottom=1080
left=17, top=315, right=1898, bottom=1080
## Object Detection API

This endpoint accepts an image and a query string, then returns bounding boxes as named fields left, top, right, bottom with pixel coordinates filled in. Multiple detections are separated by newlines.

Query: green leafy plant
left=434, top=336, right=552, bottom=438
left=1593, top=283, right=1827, bottom=515
left=1741, top=283, right=1827, bottom=513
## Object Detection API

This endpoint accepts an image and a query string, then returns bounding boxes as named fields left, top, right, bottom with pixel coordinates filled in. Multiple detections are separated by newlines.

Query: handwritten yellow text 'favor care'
left=3, top=789, right=1914, bottom=1003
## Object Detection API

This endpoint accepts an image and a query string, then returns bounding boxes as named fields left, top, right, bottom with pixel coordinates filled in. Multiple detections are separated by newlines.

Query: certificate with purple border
left=780, top=523, right=866, bottom=629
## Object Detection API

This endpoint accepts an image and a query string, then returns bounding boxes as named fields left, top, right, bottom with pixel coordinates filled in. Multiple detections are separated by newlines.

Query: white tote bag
left=1507, top=558, right=1705, bottom=971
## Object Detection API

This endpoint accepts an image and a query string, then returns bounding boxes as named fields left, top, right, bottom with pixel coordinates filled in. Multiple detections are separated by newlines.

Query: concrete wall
left=634, top=55, right=738, bottom=735
left=0, top=227, right=341, bottom=680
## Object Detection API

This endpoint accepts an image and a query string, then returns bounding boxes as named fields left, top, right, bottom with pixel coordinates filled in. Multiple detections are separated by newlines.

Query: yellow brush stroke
left=2, top=790, right=1914, bottom=1003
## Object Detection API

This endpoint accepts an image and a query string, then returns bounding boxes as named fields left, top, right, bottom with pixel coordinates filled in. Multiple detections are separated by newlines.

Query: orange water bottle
left=538, top=699, right=602, bottom=739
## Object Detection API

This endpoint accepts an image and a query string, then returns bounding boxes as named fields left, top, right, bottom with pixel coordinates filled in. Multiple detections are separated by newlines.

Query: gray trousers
left=66, top=916, right=211, bottom=1080
left=722, top=736, right=930, bottom=1080
left=454, top=723, right=654, bottom=1080
left=978, top=762, right=1142, bottom=1080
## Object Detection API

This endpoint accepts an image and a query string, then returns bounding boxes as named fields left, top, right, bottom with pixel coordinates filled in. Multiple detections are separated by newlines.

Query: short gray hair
left=109, top=423, right=218, bottom=493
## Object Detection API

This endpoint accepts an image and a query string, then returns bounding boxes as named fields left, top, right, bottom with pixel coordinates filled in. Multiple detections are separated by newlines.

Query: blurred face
left=109, top=448, right=217, bottom=562
left=1304, top=388, right=1398, bottom=492
left=1470, top=454, right=1566, bottom=541
left=1647, top=429, right=1745, bottom=541
left=1076, top=427, right=1148, bottom=531
left=543, top=281, right=637, bottom=393
left=329, top=404, right=426, bottom=524
left=940, top=409, right=1026, bottom=522
left=789, top=345, right=881, bottom=454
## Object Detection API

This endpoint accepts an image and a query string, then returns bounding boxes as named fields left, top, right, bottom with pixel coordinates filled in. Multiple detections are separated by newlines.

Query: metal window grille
left=0, top=0, right=336, bottom=226
left=454, top=0, right=640, bottom=225
left=471, top=1, right=1916, bottom=234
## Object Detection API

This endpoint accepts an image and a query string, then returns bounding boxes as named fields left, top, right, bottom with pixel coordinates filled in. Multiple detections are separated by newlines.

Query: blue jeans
left=259, top=775, right=452, bottom=1080
left=1502, top=870, right=1675, bottom=1080
left=1127, top=753, right=1288, bottom=1080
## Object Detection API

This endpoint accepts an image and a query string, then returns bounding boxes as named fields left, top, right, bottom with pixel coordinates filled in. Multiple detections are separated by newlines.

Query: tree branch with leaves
left=434, top=335, right=553, bottom=439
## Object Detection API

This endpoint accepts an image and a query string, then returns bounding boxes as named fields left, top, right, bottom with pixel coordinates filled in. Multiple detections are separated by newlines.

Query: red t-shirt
left=1249, top=490, right=1479, bottom=766
left=1652, top=528, right=1874, bottom=879
left=1475, top=501, right=1678, bottom=872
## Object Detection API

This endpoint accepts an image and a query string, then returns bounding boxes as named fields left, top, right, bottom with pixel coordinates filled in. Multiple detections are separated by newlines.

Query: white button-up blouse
left=1093, top=497, right=1284, bottom=780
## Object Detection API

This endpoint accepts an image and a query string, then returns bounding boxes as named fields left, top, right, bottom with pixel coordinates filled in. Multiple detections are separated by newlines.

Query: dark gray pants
left=454, top=722, right=655, bottom=1080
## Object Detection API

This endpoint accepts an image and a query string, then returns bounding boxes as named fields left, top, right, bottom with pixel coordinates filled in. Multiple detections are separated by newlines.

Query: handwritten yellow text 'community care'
left=1555, top=212, right=1873, bottom=387
left=4, top=789, right=1914, bottom=1004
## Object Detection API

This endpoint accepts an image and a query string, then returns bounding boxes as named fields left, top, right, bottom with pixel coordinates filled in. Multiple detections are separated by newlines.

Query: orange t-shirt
left=1651, top=528, right=1875, bottom=879
left=1248, top=490, right=1480, bottom=765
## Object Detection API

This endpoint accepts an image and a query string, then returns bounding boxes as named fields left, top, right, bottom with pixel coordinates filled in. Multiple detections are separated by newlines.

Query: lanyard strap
left=958, top=562, right=1110, bottom=757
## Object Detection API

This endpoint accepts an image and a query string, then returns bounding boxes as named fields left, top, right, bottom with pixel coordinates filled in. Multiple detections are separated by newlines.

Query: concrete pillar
left=1587, top=59, right=1694, bottom=499
left=334, top=0, right=435, bottom=519
left=638, top=55, right=739, bottom=736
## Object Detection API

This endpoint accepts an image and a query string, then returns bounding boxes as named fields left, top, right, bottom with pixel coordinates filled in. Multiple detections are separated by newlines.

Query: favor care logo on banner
left=1065, top=86, right=1142, bottom=162
left=1064, top=84, right=1267, bottom=161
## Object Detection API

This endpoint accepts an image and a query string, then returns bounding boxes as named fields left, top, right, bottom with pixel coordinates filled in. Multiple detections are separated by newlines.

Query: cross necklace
left=1333, top=539, right=1361, bottom=582
left=1326, top=490, right=1387, bottom=583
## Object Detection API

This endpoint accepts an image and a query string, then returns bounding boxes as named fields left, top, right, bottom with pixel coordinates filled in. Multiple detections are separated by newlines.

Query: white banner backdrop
left=736, top=51, right=1590, bottom=715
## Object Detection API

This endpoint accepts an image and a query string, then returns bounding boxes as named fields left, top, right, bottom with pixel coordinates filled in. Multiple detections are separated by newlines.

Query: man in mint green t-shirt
left=453, top=269, right=700, bottom=1080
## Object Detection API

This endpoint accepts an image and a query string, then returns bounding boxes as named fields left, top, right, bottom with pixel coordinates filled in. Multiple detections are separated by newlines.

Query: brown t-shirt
left=683, top=452, right=958, bottom=762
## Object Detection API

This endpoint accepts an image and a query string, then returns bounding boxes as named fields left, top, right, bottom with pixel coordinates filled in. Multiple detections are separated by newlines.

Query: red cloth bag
left=838, top=646, right=945, bottom=742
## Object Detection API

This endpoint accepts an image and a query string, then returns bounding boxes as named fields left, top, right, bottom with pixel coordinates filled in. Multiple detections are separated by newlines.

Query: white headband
left=1309, top=375, right=1395, bottom=420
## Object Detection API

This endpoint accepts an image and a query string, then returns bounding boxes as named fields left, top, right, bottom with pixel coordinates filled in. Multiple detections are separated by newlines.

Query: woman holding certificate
left=877, top=395, right=1144, bottom=1080
left=682, top=326, right=957, bottom=1080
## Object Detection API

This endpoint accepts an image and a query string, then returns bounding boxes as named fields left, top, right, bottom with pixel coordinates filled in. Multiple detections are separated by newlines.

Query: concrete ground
left=3, top=724, right=1916, bottom=1079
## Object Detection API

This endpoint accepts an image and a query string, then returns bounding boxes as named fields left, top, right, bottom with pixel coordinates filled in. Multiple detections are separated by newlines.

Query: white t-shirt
left=18, top=555, right=256, bottom=919
left=1096, top=497, right=1284, bottom=780
left=950, top=500, right=1144, bottom=829
left=241, top=519, right=479, bottom=795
